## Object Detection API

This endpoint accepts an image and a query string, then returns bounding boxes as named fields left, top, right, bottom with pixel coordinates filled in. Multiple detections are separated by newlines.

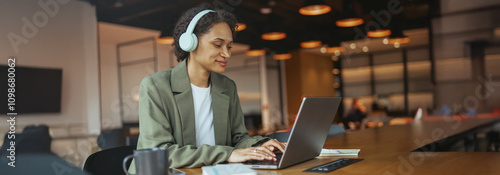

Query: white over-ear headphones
left=179, top=9, right=215, bottom=52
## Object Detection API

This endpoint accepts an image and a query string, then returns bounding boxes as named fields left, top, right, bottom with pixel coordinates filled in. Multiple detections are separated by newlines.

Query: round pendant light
left=299, top=0, right=331, bottom=16
left=236, top=23, right=247, bottom=31
left=367, top=29, right=391, bottom=38
left=262, top=32, right=287, bottom=40
left=274, top=53, right=292, bottom=60
left=335, top=0, right=363, bottom=27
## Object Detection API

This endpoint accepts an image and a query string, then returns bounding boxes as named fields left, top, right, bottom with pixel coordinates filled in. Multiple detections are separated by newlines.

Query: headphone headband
left=185, top=9, right=215, bottom=34
left=179, top=9, right=215, bottom=52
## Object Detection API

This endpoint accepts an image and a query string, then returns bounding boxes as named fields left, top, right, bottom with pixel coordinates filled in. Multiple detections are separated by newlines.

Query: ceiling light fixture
left=362, top=46, right=369, bottom=52
left=299, top=0, right=331, bottom=16
left=157, top=27, right=174, bottom=45
left=394, top=42, right=401, bottom=48
left=336, top=18, right=364, bottom=27
left=388, top=17, right=410, bottom=45
left=261, top=13, right=287, bottom=40
left=325, top=38, right=344, bottom=55
left=367, top=29, right=391, bottom=38
left=388, top=37, right=410, bottom=44
left=349, top=43, right=356, bottom=49
left=246, top=42, right=265, bottom=56
left=236, top=23, right=247, bottom=31
left=320, top=47, right=327, bottom=53
left=326, top=46, right=344, bottom=53
left=301, top=40, right=322, bottom=48
left=383, top=38, right=389, bottom=44
left=274, top=53, right=292, bottom=60
left=262, top=32, right=286, bottom=40
left=246, top=49, right=266, bottom=56
left=157, top=36, right=174, bottom=45
left=336, top=0, right=363, bottom=27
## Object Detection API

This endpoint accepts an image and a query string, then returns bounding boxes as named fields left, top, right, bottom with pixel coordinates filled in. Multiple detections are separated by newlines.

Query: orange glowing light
left=336, top=18, right=364, bottom=27
left=388, top=37, right=410, bottom=44
left=300, top=40, right=322, bottom=48
left=367, top=29, right=391, bottom=38
left=157, top=36, right=174, bottom=45
left=274, top=53, right=292, bottom=60
left=246, top=49, right=265, bottom=56
left=326, top=46, right=345, bottom=53
left=299, top=5, right=331, bottom=16
left=261, top=32, right=287, bottom=40
left=236, top=23, right=246, bottom=31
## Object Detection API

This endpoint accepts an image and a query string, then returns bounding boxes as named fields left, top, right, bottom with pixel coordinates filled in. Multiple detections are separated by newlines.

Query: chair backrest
left=97, top=128, right=128, bottom=150
left=83, top=145, right=136, bottom=175
left=328, top=124, right=345, bottom=136
left=1, top=125, right=52, bottom=156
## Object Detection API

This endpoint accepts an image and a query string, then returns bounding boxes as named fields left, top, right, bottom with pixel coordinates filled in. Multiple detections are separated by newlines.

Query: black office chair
left=1, top=125, right=52, bottom=157
left=97, top=128, right=128, bottom=150
left=83, top=145, right=136, bottom=175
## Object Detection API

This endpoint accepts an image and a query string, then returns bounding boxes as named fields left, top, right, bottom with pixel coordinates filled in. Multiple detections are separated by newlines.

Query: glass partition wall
left=338, top=46, right=433, bottom=117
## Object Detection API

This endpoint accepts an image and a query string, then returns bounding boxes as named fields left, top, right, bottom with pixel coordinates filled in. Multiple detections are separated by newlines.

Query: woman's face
left=190, top=22, right=233, bottom=73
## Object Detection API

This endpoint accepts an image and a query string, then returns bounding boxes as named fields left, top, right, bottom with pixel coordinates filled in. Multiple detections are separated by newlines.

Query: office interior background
left=1, top=0, right=500, bottom=168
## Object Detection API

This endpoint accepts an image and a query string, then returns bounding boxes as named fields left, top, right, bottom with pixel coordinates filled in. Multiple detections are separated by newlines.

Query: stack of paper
left=202, top=163, right=257, bottom=175
left=319, top=149, right=360, bottom=157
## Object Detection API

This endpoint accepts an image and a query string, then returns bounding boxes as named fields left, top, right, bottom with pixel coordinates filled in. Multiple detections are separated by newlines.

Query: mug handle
left=122, top=154, right=136, bottom=175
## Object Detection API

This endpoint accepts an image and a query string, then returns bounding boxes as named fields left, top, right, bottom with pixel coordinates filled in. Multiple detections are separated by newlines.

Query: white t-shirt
left=191, top=83, right=216, bottom=147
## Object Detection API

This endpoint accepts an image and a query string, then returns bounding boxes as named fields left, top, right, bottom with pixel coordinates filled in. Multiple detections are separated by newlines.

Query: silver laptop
left=244, top=97, right=342, bottom=169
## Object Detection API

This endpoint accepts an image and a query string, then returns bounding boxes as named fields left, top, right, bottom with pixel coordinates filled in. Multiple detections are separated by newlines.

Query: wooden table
left=180, top=118, right=500, bottom=174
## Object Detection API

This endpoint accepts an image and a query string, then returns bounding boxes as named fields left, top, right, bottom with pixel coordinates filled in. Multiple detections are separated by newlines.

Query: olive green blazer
left=129, top=59, right=267, bottom=172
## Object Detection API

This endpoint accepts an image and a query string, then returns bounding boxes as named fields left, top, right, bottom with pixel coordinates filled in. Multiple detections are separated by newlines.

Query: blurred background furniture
left=388, top=117, right=414, bottom=125
left=97, top=127, right=138, bottom=150
left=1, top=125, right=53, bottom=156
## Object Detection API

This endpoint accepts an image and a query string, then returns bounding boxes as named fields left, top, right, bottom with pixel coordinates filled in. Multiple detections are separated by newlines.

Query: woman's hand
left=227, top=147, right=277, bottom=163
left=260, top=139, right=286, bottom=153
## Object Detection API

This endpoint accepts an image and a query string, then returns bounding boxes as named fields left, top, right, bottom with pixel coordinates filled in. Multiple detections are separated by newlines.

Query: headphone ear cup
left=189, top=33, right=198, bottom=52
left=179, top=33, right=192, bottom=52
left=179, top=33, right=198, bottom=52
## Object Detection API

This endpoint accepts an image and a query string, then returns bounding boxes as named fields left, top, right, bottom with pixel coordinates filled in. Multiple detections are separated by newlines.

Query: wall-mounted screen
left=0, top=65, right=62, bottom=114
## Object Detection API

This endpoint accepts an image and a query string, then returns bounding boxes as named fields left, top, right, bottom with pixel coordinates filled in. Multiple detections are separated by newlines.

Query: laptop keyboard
left=245, top=154, right=282, bottom=165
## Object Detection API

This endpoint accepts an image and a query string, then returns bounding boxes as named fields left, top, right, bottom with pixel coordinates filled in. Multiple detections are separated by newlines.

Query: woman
left=130, top=3, right=285, bottom=171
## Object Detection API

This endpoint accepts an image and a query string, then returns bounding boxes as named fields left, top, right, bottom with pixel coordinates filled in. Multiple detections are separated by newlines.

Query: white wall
left=99, top=22, right=175, bottom=128
left=0, top=0, right=100, bottom=167
left=0, top=0, right=100, bottom=135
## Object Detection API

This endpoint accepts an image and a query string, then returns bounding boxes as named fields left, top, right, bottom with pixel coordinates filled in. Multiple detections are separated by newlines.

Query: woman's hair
left=173, top=3, right=238, bottom=62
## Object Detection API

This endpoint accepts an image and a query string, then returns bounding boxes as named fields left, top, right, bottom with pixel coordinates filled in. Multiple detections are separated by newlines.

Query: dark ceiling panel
left=97, top=0, right=430, bottom=50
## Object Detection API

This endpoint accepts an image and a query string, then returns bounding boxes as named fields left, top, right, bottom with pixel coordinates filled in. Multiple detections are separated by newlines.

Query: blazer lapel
left=171, top=60, right=196, bottom=146
left=210, top=72, right=230, bottom=145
